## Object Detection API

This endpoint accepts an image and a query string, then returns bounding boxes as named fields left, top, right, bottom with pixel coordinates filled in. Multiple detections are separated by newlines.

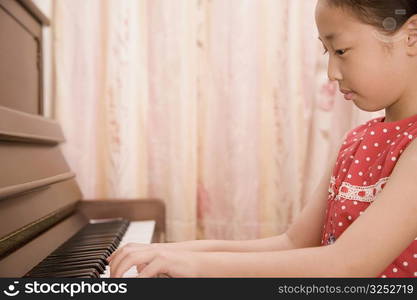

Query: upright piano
left=0, top=0, right=165, bottom=278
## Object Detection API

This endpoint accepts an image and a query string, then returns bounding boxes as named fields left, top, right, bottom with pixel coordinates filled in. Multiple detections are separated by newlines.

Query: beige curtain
left=53, top=0, right=382, bottom=242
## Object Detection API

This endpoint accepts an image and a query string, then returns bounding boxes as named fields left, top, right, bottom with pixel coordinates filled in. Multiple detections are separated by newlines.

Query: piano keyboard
left=25, top=219, right=155, bottom=278
left=100, top=220, right=155, bottom=278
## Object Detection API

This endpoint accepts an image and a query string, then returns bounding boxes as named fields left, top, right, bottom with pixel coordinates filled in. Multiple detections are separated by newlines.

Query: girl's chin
left=353, top=97, right=385, bottom=112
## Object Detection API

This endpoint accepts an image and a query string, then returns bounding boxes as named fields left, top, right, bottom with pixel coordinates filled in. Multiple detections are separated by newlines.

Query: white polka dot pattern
left=322, top=115, right=417, bottom=278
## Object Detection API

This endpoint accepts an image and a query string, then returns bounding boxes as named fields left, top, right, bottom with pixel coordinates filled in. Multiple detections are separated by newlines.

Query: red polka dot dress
left=321, top=114, right=417, bottom=278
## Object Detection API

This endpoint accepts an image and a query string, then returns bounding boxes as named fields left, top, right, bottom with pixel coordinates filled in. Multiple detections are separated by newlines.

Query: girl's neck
left=384, top=91, right=417, bottom=123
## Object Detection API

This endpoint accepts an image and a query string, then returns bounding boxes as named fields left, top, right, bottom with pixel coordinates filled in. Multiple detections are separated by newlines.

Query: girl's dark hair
left=327, top=0, right=417, bottom=34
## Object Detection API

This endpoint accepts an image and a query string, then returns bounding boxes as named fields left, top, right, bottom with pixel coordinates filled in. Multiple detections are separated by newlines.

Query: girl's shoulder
left=343, top=117, right=383, bottom=141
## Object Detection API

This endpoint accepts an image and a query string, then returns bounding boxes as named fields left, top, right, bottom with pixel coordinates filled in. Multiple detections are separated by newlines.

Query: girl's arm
left=160, top=234, right=296, bottom=252
left=194, top=245, right=342, bottom=277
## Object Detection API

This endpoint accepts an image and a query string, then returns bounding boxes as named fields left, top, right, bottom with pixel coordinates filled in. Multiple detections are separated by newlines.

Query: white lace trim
left=329, top=176, right=336, bottom=198
left=329, top=176, right=389, bottom=203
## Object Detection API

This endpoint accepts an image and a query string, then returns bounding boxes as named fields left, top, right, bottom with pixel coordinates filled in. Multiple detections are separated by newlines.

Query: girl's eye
left=335, top=49, right=346, bottom=56
left=322, top=48, right=347, bottom=56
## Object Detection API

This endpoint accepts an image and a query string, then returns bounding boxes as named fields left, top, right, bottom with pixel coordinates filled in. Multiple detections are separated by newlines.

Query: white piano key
left=100, top=220, right=155, bottom=278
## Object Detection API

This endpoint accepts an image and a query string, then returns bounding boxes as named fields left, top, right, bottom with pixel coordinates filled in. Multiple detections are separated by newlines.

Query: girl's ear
left=405, top=15, right=417, bottom=55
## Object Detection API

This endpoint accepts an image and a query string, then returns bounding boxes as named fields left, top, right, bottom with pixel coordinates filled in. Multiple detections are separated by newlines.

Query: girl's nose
left=327, top=58, right=343, bottom=82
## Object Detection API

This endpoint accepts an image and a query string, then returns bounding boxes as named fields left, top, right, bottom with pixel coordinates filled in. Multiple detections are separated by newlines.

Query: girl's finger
left=108, top=243, right=149, bottom=262
left=109, top=243, right=153, bottom=270
left=107, top=243, right=134, bottom=262
left=111, top=250, right=157, bottom=278
left=109, top=246, right=136, bottom=272
left=137, top=259, right=163, bottom=278
left=136, top=263, right=148, bottom=273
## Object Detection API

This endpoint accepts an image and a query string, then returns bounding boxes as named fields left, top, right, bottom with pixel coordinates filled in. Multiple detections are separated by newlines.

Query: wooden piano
left=0, top=0, right=165, bottom=278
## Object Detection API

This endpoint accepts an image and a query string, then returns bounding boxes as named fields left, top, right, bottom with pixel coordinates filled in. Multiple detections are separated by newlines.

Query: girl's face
left=315, top=0, right=411, bottom=112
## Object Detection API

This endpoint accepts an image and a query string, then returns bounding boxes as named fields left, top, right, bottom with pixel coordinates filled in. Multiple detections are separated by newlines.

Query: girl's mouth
left=344, top=92, right=354, bottom=101
left=340, top=89, right=355, bottom=101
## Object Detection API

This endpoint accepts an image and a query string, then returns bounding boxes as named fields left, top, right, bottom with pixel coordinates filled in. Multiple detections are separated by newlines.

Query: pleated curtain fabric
left=52, top=0, right=382, bottom=242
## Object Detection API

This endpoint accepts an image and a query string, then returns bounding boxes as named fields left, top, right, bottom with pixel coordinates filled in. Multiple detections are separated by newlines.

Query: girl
left=108, top=0, right=417, bottom=278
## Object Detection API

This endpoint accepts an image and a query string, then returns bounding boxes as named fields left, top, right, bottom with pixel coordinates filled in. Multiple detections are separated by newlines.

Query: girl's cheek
left=350, top=58, right=382, bottom=87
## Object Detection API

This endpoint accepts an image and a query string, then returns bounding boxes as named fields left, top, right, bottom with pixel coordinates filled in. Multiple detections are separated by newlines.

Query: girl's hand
left=107, top=243, right=169, bottom=262
left=107, top=243, right=200, bottom=277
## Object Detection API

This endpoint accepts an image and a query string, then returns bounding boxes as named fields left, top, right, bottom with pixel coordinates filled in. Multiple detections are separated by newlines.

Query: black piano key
left=67, top=237, right=120, bottom=244
left=35, top=264, right=106, bottom=276
left=28, top=260, right=107, bottom=277
left=31, top=261, right=105, bottom=274
left=53, top=244, right=116, bottom=254
left=66, top=242, right=119, bottom=252
left=46, top=252, right=110, bottom=262
left=51, top=246, right=113, bottom=255
left=48, top=249, right=112, bottom=257
left=42, top=255, right=108, bottom=266
left=30, top=268, right=100, bottom=278
left=45, top=254, right=111, bottom=265
left=60, top=240, right=119, bottom=252
left=25, top=218, right=130, bottom=278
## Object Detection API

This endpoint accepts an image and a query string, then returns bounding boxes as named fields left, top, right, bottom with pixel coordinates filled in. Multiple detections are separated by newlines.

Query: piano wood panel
left=0, top=178, right=82, bottom=239
left=0, top=143, right=73, bottom=189
left=0, top=212, right=87, bottom=277
left=0, top=106, right=65, bottom=144
left=18, top=0, right=51, bottom=25
left=0, top=0, right=42, bottom=115
left=0, top=0, right=42, bottom=35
